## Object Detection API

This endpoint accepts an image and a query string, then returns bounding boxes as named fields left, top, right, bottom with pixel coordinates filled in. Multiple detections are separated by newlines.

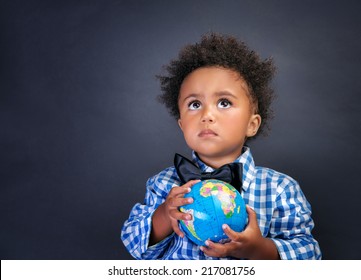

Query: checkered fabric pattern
left=121, top=147, right=321, bottom=259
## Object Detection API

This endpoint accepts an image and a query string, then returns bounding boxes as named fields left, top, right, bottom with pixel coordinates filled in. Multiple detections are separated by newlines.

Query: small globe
left=179, top=179, right=247, bottom=246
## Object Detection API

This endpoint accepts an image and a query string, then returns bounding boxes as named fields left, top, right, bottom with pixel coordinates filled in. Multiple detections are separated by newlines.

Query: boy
left=121, top=33, right=321, bottom=259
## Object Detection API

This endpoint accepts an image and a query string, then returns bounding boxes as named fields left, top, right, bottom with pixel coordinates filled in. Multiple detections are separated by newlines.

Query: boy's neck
left=197, top=152, right=242, bottom=169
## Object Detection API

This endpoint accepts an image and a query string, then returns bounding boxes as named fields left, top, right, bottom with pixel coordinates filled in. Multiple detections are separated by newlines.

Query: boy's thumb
left=246, top=205, right=258, bottom=226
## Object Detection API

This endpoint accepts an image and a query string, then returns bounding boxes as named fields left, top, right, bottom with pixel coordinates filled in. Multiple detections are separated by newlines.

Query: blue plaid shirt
left=121, top=147, right=321, bottom=259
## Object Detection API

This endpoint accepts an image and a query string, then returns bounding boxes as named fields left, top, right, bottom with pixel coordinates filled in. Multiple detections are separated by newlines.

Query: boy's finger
left=170, top=186, right=191, bottom=196
left=200, top=240, right=225, bottom=257
left=168, top=197, right=193, bottom=208
left=245, top=205, right=258, bottom=227
left=169, top=209, right=192, bottom=221
left=222, top=224, right=239, bottom=241
left=171, top=220, right=184, bottom=238
left=171, top=180, right=199, bottom=196
left=183, top=179, right=201, bottom=188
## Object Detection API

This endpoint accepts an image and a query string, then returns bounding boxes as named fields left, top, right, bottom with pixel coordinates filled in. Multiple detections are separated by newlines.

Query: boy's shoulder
left=243, top=148, right=299, bottom=189
left=253, top=165, right=300, bottom=190
left=146, top=166, right=180, bottom=189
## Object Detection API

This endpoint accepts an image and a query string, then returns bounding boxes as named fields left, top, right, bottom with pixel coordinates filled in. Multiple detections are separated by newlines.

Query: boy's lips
left=198, top=129, right=218, bottom=137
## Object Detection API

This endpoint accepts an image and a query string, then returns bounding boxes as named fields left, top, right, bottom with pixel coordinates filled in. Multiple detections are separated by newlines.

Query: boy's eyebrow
left=180, top=93, right=201, bottom=103
left=214, top=91, right=237, bottom=98
left=181, top=91, right=237, bottom=102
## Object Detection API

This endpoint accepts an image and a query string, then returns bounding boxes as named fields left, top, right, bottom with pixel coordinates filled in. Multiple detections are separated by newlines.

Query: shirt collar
left=191, top=146, right=256, bottom=192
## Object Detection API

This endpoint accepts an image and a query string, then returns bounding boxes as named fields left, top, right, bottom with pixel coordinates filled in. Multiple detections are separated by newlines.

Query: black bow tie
left=174, top=153, right=243, bottom=192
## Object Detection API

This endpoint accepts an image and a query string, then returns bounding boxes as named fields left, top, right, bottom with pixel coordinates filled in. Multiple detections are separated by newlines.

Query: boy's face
left=178, top=66, right=261, bottom=168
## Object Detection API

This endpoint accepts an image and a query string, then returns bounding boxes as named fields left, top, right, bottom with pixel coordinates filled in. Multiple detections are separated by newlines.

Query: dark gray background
left=1, top=0, right=360, bottom=260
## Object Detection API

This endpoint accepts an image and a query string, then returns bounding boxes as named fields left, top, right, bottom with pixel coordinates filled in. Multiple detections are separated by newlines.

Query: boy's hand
left=149, top=179, right=199, bottom=245
left=163, top=180, right=200, bottom=238
left=200, top=205, right=279, bottom=259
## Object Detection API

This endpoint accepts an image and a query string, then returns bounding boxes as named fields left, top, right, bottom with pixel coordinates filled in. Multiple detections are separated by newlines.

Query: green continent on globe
left=200, top=181, right=236, bottom=218
left=179, top=208, right=202, bottom=241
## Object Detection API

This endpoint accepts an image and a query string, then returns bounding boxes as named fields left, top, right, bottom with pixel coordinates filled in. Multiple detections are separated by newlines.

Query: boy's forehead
left=180, top=66, right=249, bottom=94
left=184, top=66, right=243, bottom=80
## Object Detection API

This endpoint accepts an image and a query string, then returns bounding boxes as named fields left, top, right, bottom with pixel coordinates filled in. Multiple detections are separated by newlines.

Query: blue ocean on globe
left=179, top=179, right=247, bottom=246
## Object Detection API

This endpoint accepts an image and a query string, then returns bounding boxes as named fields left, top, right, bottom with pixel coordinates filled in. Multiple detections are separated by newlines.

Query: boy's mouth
left=198, top=129, right=218, bottom=137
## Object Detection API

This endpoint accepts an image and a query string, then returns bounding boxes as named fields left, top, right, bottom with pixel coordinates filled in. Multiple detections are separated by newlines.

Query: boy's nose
left=201, top=107, right=215, bottom=123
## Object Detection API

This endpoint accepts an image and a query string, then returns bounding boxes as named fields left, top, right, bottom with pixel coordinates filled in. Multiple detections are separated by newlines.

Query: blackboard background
left=1, top=0, right=360, bottom=259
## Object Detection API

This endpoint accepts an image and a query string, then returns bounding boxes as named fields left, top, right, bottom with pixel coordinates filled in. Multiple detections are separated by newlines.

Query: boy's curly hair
left=157, top=33, right=276, bottom=137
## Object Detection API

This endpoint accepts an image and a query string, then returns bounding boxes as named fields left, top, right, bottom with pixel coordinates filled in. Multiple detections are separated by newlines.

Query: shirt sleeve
left=121, top=168, right=179, bottom=259
left=269, top=178, right=322, bottom=260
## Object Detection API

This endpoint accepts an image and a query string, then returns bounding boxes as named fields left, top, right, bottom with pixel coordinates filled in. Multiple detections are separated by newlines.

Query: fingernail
left=205, top=240, right=209, bottom=246
left=188, top=198, right=193, bottom=203
left=222, top=224, right=228, bottom=230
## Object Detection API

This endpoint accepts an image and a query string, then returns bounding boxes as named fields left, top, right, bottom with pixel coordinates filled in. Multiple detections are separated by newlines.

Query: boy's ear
left=178, top=119, right=183, bottom=131
left=246, top=114, right=261, bottom=137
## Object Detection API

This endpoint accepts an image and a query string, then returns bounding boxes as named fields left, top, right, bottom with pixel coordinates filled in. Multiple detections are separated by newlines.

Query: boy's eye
left=218, top=99, right=232, bottom=108
left=188, top=101, right=202, bottom=110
